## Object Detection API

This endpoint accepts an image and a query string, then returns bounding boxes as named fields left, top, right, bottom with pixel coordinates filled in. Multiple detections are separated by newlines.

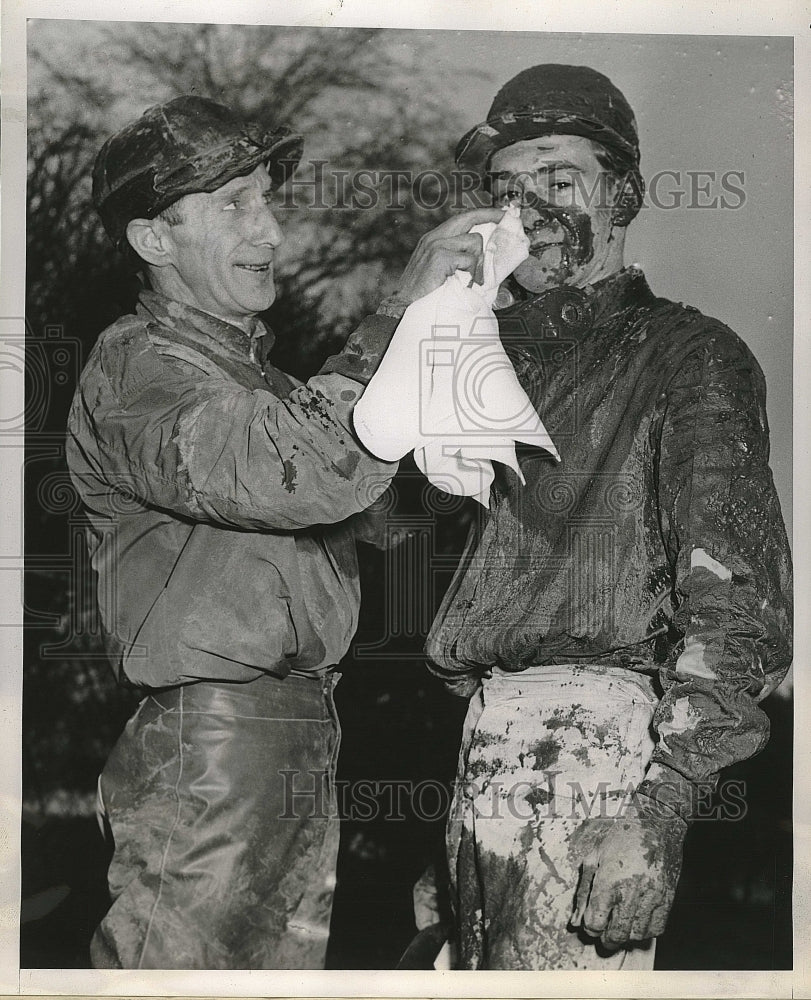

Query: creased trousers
left=447, top=663, right=658, bottom=970
left=92, top=672, right=341, bottom=970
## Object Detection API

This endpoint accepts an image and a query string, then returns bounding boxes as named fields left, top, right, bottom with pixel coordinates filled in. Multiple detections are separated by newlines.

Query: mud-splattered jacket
left=426, top=267, right=792, bottom=790
left=66, top=291, right=398, bottom=688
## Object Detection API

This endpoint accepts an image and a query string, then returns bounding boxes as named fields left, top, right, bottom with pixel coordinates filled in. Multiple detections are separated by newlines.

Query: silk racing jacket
left=426, top=267, right=793, bottom=800
left=66, top=290, right=398, bottom=688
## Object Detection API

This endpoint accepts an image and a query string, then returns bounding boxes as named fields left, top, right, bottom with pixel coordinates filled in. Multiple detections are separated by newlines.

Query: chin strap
left=610, top=169, right=646, bottom=227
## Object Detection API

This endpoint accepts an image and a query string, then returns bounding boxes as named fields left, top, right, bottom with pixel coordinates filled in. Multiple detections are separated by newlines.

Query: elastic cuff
left=319, top=314, right=399, bottom=386
left=636, top=762, right=696, bottom=823
left=376, top=295, right=409, bottom=320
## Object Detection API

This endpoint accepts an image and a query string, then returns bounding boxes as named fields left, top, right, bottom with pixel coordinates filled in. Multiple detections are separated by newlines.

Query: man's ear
left=126, top=218, right=174, bottom=268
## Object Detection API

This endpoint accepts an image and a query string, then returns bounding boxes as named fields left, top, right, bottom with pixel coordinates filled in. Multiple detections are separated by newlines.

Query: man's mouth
left=235, top=261, right=273, bottom=273
left=525, top=217, right=593, bottom=268
left=528, top=238, right=566, bottom=259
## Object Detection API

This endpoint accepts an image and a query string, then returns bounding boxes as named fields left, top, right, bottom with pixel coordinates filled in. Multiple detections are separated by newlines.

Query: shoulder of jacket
left=89, top=311, right=188, bottom=407
left=639, top=295, right=759, bottom=371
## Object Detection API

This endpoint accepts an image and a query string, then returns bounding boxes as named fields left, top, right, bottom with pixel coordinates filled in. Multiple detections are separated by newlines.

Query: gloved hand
left=569, top=776, right=690, bottom=950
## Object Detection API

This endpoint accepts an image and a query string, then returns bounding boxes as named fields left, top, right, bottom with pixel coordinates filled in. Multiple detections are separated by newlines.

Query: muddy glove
left=569, top=765, right=692, bottom=949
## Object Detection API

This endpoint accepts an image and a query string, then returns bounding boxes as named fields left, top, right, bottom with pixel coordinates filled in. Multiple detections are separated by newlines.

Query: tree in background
left=25, top=21, right=476, bottom=807
left=27, top=22, right=469, bottom=371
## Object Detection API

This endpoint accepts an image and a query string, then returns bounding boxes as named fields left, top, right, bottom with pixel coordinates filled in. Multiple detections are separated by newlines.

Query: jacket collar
left=137, top=290, right=276, bottom=371
left=496, top=266, right=655, bottom=338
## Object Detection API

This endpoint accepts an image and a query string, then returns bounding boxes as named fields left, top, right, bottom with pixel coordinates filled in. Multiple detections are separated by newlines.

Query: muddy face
left=489, top=134, right=624, bottom=296
left=520, top=193, right=595, bottom=284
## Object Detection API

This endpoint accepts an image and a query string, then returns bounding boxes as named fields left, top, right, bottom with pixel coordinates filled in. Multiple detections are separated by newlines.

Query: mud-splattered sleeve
left=72, top=315, right=399, bottom=531
left=643, top=327, right=793, bottom=811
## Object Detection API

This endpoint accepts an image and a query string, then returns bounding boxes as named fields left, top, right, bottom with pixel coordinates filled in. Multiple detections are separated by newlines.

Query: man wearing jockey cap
left=67, top=95, right=501, bottom=969
left=424, top=64, right=792, bottom=970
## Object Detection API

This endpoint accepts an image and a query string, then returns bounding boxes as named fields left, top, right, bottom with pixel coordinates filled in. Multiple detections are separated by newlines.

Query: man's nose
left=251, top=204, right=284, bottom=247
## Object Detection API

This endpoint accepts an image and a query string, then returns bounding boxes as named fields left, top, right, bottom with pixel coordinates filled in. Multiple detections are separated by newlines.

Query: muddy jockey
left=416, top=64, right=793, bottom=970
left=66, top=95, right=502, bottom=969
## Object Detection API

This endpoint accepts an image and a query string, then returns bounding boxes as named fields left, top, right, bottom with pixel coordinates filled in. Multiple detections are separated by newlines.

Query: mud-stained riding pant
left=447, top=663, right=658, bottom=970
left=92, top=672, right=341, bottom=970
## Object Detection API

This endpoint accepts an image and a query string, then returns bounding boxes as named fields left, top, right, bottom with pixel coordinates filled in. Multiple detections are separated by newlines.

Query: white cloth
left=353, top=206, right=560, bottom=506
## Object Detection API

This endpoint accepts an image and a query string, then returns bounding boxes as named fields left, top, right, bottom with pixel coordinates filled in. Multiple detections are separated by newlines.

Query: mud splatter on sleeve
left=648, top=328, right=793, bottom=798
left=78, top=319, right=399, bottom=531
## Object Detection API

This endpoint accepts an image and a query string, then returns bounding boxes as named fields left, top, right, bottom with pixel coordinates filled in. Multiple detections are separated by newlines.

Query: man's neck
left=573, top=233, right=626, bottom=290
left=147, top=270, right=255, bottom=336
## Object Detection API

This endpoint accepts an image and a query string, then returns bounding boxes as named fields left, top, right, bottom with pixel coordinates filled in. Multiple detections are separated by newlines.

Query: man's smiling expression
left=155, top=163, right=284, bottom=326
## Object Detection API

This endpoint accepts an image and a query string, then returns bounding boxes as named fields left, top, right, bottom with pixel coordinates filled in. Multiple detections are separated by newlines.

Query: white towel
left=353, top=206, right=560, bottom=507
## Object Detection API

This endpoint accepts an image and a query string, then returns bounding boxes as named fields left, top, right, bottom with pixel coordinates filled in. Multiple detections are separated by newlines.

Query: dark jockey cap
left=455, top=64, right=644, bottom=225
left=93, top=95, right=303, bottom=248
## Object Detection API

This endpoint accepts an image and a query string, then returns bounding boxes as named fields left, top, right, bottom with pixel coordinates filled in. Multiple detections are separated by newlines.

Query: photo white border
left=2, top=0, right=808, bottom=996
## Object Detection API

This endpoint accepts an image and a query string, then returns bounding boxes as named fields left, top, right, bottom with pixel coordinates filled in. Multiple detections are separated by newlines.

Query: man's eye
left=550, top=180, right=573, bottom=193
left=222, top=200, right=239, bottom=211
